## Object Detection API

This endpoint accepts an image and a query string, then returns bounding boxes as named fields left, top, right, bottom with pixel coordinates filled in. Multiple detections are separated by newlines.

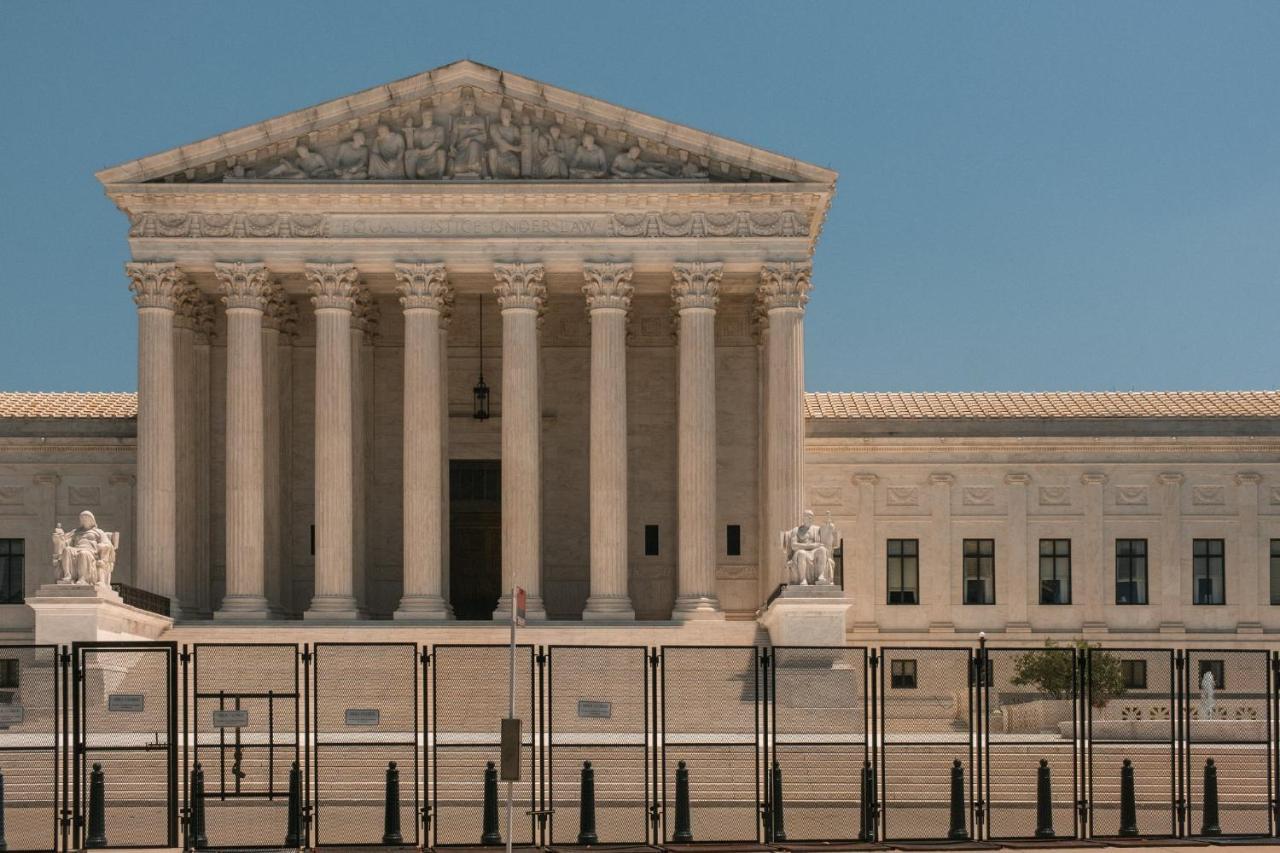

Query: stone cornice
left=394, top=263, right=451, bottom=312
left=671, top=262, right=722, bottom=310
left=126, top=261, right=186, bottom=310
left=214, top=262, right=272, bottom=311
left=494, top=263, right=546, bottom=311
left=583, top=263, right=634, bottom=312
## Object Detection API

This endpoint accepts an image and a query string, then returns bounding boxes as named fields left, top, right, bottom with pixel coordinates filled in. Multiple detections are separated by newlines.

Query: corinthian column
left=262, top=287, right=294, bottom=616
left=350, top=291, right=378, bottom=612
left=672, top=262, right=724, bottom=620
left=759, top=261, right=812, bottom=590
left=172, top=286, right=201, bottom=618
left=214, top=262, right=271, bottom=619
left=493, top=263, right=547, bottom=621
left=127, top=262, right=185, bottom=609
left=583, top=263, right=636, bottom=620
left=305, top=263, right=362, bottom=620
left=394, top=263, right=453, bottom=620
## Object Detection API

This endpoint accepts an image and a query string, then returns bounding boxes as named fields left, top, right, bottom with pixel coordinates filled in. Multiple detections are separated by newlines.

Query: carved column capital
left=395, top=262, right=452, bottom=312
left=758, top=260, right=813, bottom=311
left=1080, top=472, right=1108, bottom=486
left=494, top=263, right=546, bottom=311
left=1235, top=472, right=1263, bottom=486
left=1158, top=472, right=1185, bottom=486
left=262, top=284, right=297, bottom=333
left=351, top=289, right=380, bottom=338
left=1005, top=472, right=1032, bottom=486
left=852, top=473, right=879, bottom=486
left=305, top=263, right=361, bottom=311
left=583, top=263, right=634, bottom=311
left=215, top=262, right=272, bottom=311
left=172, top=284, right=203, bottom=330
left=671, top=261, right=722, bottom=310
left=928, top=473, right=955, bottom=486
left=126, top=261, right=187, bottom=310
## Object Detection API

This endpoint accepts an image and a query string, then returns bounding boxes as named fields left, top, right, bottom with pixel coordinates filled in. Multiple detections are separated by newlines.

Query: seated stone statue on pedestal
left=51, top=510, right=118, bottom=590
left=781, top=509, right=839, bottom=586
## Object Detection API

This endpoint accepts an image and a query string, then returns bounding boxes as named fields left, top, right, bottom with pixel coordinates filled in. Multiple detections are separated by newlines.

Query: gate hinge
left=420, top=649, right=431, bottom=665
left=536, top=651, right=547, bottom=665
left=300, top=649, right=312, bottom=664
left=759, top=647, right=771, bottom=667
left=179, top=651, right=191, bottom=664
left=1175, top=652, right=1185, bottom=672
left=648, top=650, right=659, bottom=668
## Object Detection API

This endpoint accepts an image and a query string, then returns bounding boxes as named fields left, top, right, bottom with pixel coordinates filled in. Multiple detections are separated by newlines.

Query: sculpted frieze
left=128, top=210, right=811, bottom=240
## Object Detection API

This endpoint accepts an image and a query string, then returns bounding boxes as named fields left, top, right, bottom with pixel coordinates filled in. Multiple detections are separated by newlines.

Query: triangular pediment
left=97, top=60, right=836, bottom=187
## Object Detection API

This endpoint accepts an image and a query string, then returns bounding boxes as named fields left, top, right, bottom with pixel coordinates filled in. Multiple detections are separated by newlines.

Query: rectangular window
left=1271, top=540, right=1280, bottom=606
left=309, top=526, right=315, bottom=557
left=1198, top=659, right=1225, bottom=691
left=1121, top=659, right=1147, bottom=690
left=887, top=539, right=919, bottom=605
left=1193, top=539, right=1225, bottom=605
left=890, top=659, right=917, bottom=689
left=1038, top=538, right=1072, bottom=604
left=1115, top=539, right=1148, bottom=605
left=963, top=539, right=995, bottom=604
left=726, top=525, right=741, bottom=557
left=644, top=525, right=659, bottom=557
left=0, top=540, right=22, bottom=605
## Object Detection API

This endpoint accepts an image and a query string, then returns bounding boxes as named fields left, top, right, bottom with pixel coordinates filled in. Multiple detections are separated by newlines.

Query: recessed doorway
left=449, top=460, right=501, bottom=620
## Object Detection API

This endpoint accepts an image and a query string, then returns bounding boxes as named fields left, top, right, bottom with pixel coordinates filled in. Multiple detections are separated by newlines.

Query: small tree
left=1010, top=640, right=1127, bottom=708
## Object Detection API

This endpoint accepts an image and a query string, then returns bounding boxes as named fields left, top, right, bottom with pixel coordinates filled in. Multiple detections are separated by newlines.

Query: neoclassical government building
left=2, top=61, right=1278, bottom=644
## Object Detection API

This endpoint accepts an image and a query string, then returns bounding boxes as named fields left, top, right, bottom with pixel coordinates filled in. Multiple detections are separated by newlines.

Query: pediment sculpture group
left=265, top=92, right=709, bottom=182
left=50, top=511, right=118, bottom=590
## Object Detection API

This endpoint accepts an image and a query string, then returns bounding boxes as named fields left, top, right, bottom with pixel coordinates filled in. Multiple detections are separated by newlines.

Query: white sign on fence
left=107, top=694, right=144, bottom=713
left=344, top=708, right=381, bottom=726
left=577, top=700, right=612, bottom=719
left=0, top=705, right=24, bottom=725
left=211, top=709, right=250, bottom=728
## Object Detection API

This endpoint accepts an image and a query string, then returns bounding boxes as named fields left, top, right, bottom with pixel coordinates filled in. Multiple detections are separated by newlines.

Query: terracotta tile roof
left=804, top=391, right=1280, bottom=420
left=0, top=393, right=137, bottom=419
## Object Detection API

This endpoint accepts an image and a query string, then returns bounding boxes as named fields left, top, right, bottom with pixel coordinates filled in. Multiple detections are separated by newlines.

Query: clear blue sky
left=2, top=1, right=1277, bottom=393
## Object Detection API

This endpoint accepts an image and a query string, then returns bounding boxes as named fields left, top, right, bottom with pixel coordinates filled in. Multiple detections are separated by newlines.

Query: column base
left=304, top=595, right=364, bottom=621
left=493, top=593, right=547, bottom=622
left=214, top=595, right=272, bottom=621
left=672, top=594, right=725, bottom=621
left=394, top=595, right=455, bottom=621
left=582, top=595, right=636, bottom=621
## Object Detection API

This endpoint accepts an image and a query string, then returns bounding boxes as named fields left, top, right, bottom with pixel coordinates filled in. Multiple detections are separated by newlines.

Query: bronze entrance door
left=449, top=460, right=501, bottom=620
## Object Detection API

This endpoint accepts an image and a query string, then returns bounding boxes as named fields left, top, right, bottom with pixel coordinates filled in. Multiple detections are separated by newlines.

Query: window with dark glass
left=1121, top=659, right=1147, bottom=690
left=644, top=525, right=660, bottom=557
left=0, top=540, right=22, bottom=605
left=1198, top=659, right=1225, bottom=691
left=887, top=539, right=919, bottom=604
left=1270, top=540, right=1280, bottom=606
left=726, top=525, right=741, bottom=557
left=1039, top=539, right=1071, bottom=604
left=1115, top=539, right=1148, bottom=605
left=1193, top=539, right=1225, bottom=605
left=963, top=539, right=995, bottom=604
left=890, top=659, right=917, bottom=689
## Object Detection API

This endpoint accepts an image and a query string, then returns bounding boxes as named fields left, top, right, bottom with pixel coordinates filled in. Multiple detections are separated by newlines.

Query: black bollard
left=85, top=763, right=108, bottom=849
left=1034, top=759, right=1055, bottom=839
left=481, top=761, right=502, bottom=845
left=859, top=760, right=874, bottom=842
left=672, top=760, right=693, bottom=843
left=1119, top=758, right=1139, bottom=837
left=577, top=761, right=598, bottom=845
left=947, top=759, right=968, bottom=841
left=190, top=763, right=208, bottom=850
left=1200, top=758, right=1221, bottom=837
left=285, top=760, right=303, bottom=849
left=0, top=769, right=7, bottom=853
left=771, top=761, right=787, bottom=843
left=382, top=761, right=403, bottom=845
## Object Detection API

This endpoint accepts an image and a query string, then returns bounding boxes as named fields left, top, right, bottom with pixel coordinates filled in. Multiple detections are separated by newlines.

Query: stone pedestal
left=757, top=585, right=851, bottom=647
left=28, top=584, right=173, bottom=645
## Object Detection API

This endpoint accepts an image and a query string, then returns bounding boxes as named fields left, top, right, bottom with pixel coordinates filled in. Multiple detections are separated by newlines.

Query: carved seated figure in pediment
left=335, top=131, right=370, bottom=180
left=369, top=122, right=406, bottom=179
left=448, top=94, right=489, bottom=178
left=51, top=511, right=118, bottom=589
left=569, top=133, right=608, bottom=179
left=536, top=125, right=574, bottom=179
left=265, top=144, right=333, bottom=180
left=487, top=107, right=524, bottom=179
left=611, top=145, right=672, bottom=179
left=405, top=109, right=447, bottom=179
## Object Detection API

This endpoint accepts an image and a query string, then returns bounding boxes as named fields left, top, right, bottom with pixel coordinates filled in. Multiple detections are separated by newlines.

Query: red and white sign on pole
left=513, top=586, right=527, bottom=627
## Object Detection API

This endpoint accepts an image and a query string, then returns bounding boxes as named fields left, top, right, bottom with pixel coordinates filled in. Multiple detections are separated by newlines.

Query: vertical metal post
left=648, top=649, right=660, bottom=845
left=1175, top=650, right=1185, bottom=837
left=506, top=588, right=515, bottom=853
left=181, top=647, right=190, bottom=850
left=59, top=647, right=70, bottom=853
left=976, top=634, right=986, bottom=841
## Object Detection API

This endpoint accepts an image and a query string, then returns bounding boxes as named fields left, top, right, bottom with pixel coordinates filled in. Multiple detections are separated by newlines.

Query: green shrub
left=1010, top=640, right=1127, bottom=708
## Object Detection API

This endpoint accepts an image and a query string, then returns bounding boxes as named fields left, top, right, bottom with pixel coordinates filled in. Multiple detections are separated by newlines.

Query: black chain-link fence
left=73, top=642, right=177, bottom=849
left=312, top=643, right=419, bottom=847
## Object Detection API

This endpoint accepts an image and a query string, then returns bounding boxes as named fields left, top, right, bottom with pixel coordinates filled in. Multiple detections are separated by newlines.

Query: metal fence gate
left=767, top=646, right=868, bottom=843
left=1086, top=647, right=1179, bottom=839
left=311, top=643, right=419, bottom=847
left=660, top=646, right=761, bottom=844
left=878, top=646, right=974, bottom=842
left=0, top=645, right=61, bottom=852
left=431, top=644, right=538, bottom=847
left=1183, top=648, right=1273, bottom=837
left=545, top=646, right=650, bottom=846
left=72, top=641, right=177, bottom=849
left=982, top=645, right=1082, bottom=841
left=186, top=643, right=299, bottom=849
